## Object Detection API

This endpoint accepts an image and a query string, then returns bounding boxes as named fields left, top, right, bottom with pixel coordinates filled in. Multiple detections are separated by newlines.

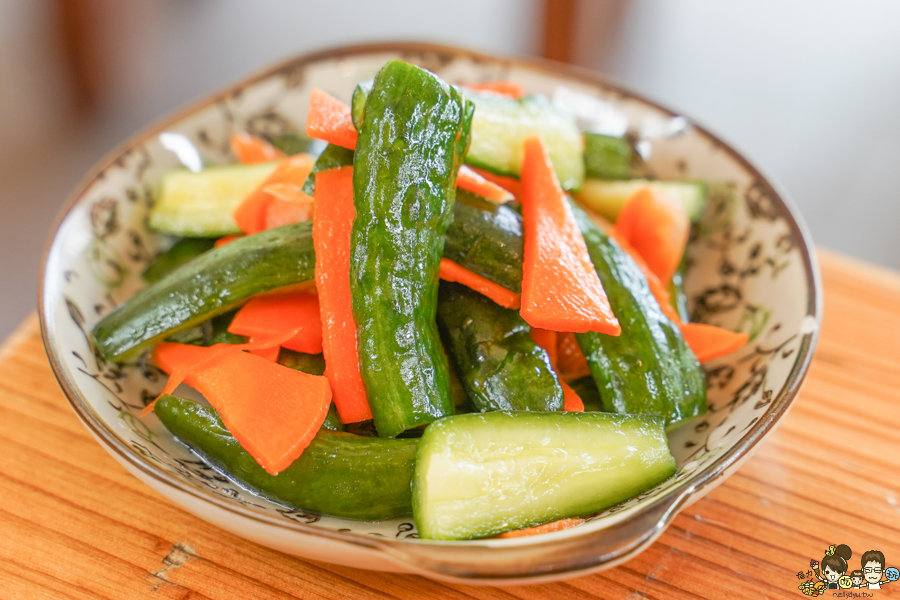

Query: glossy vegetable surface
left=155, top=396, right=417, bottom=519
left=437, top=282, right=563, bottom=413
left=412, top=411, right=676, bottom=540
left=350, top=60, right=467, bottom=437
left=93, top=222, right=316, bottom=362
left=142, top=238, right=214, bottom=284
left=582, top=133, right=633, bottom=180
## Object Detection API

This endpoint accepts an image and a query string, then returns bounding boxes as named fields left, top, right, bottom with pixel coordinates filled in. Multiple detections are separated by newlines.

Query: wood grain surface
left=1, top=249, right=899, bottom=599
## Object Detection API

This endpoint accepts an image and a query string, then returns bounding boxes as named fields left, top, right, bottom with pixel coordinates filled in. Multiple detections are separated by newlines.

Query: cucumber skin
left=583, top=133, right=633, bottom=180
left=437, top=282, right=563, bottom=413
left=300, top=144, right=355, bottom=195
left=142, top=238, right=214, bottom=284
left=350, top=80, right=373, bottom=130
left=444, top=190, right=524, bottom=293
left=93, top=223, right=315, bottom=363
left=412, top=411, right=676, bottom=540
left=571, top=203, right=706, bottom=425
left=155, top=396, right=415, bottom=519
left=350, top=61, right=467, bottom=438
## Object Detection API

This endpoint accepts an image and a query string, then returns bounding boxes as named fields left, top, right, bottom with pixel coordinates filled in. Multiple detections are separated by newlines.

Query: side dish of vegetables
left=92, top=60, right=749, bottom=541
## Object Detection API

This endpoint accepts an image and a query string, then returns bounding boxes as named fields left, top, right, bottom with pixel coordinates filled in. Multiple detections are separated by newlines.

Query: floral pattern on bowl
left=39, top=42, right=820, bottom=584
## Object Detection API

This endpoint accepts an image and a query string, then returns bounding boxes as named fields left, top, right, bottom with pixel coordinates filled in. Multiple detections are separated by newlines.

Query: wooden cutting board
left=1, top=248, right=898, bottom=599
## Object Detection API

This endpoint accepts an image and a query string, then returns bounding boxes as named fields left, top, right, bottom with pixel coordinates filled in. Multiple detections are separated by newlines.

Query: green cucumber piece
left=444, top=190, right=523, bottom=293
left=466, top=93, right=584, bottom=190
left=142, top=238, right=215, bottom=283
left=269, top=133, right=315, bottom=156
left=437, top=281, right=562, bottom=413
left=351, top=80, right=373, bottom=130
left=583, top=133, right=634, bottom=180
left=155, top=396, right=414, bottom=519
left=350, top=60, right=467, bottom=438
left=149, top=161, right=278, bottom=237
left=669, top=259, right=690, bottom=323
left=575, top=179, right=708, bottom=223
left=93, top=223, right=315, bottom=362
left=571, top=203, right=706, bottom=425
left=300, top=144, right=355, bottom=195
left=568, top=375, right=603, bottom=412
left=412, top=411, right=676, bottom=540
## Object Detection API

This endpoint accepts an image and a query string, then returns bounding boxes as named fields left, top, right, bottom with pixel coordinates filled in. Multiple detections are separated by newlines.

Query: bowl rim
left=38, top=40, right=822, bottom=574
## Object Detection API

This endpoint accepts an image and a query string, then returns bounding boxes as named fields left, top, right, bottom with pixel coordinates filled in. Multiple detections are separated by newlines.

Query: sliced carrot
left=531, top=328, right=584, bottom=412
left=264, top=197, right=314, bottom=230
left=214, top=235, right=242, bottom=247
left=153, top=341, right=331, bottom=474
left=497, top=518, right=585, bottom=538
left=557, top=332, right=590, bottom=381
left=233, top=154, right=315, bottom=235
left=529, top=328, right=558, bottom=366
left=463, top=81, right=525, bottom=99
left=313, top=167, right=373, bottom=423
left=519, top=136, right=620, bottom=335
left=470, top=167, right=522, bottom=199
left=439, top=258, right=521, bottom=309
left=306, top=89, right=358, bottom=149
left=678, top=322, right=749, bottom=362
left=230, top=131, right=285, bottom=164
left=457, top=165, right=514, bottom=203
left=615, top=187, right=689, bottom=285
left=228, top=292, right=323, bottom=354
left=147, top=329, right=300, bottom=414
left=249, top=340, right=280, bottom=362
left=560, top=379, right=585, bottom=412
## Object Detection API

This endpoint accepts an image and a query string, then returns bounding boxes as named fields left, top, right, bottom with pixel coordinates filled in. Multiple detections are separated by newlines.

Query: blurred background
left=3, top=0, right=900, bottom=340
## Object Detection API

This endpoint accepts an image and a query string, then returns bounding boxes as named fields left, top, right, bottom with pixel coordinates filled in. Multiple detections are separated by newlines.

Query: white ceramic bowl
left=39, top=42, right=821, bottom=584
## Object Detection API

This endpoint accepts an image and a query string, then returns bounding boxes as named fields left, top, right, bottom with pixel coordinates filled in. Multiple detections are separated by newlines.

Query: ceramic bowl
left=39, top=42, right=821, bottom=584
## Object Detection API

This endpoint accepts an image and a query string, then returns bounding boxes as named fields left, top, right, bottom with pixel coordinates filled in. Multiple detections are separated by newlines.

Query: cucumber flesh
left=466, top=93, right=584, bottom=191
left=149, top=162, right=279, bottom=237
left=574, top=179, right=707, bottom=223
left=412, top=411, right=676, bottom=540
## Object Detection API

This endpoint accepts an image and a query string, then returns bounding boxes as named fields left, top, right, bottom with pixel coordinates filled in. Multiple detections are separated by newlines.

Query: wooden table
left=2, top=249, right=898, bottom=599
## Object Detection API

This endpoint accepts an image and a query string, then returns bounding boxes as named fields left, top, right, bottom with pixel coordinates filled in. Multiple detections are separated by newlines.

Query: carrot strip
left=457, top=165, right=514, bottom=203
left=463, top=81, right=525, bottom=99
left=520, top=136, right=620, bottom=335
left=249, top=340, right=280, bottom=362
left=678, top=323, right=749, bottom=362
left=530, top=328, right=584, bottom=411
left=228, top=292, right=323, bottom=354
left=264, top=197, right=314, bottom=230
left=231, top=131, right=285, bottom=164
left=145, top=329, right=300, bottom=414
left=615, top=187, right=689, bottom=285
left=470, top=168, right=522, bottom=199
left=313, top=167, right=373, bottom=423
left=153, top=341, right=331, bottom=474
left=306, top=89, right=358, bottom=149
left=497, top=518, right=585, bottom=538
left=233, top=154, right=315, bottom=235
left=214, top=235, right=242, bottom=247
left=556, top=332, right=591, bottom=381
left=439, top=258, right=521, bottom=309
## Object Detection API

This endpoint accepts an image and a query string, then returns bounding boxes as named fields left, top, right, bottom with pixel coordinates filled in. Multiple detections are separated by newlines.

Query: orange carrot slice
left=214, top=235, right=242, bottom=248
left=470, top=168, right=522, bottom=199
left=497, top=518, right=585, bottom=538
left=463, top=81, right=525, bottom=99
left=457, top=165, right=514, bottom=203
left=556, top=332, right=590, bottom=381
left=439, top=258, right=521, bottom=309
left=306, top=89, right=358, bottom=149
left=530, top=328, right=584, bottom=412
left=264, top=197, right=314, bottom=230
left=678, top=323, right=749, bottom=362
left=519, top=136, right=620, bottom=335
left=228, top=292, right=323, bottom=354
left=248, top=340, right=280, bottom=362
left=153, top=341, right=331, bottom=474
left=615, top=187, right=689, bottom=285
left=313, top=167, right=373, bottom=423
left=230, top=131, right=285, bottom=164
left=233, top=154, right=315, bottom=235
